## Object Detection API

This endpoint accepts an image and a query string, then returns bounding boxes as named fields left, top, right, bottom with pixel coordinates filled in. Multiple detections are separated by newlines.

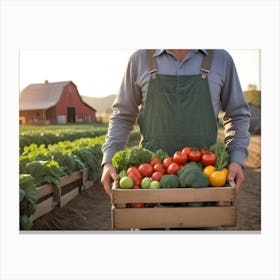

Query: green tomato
left=119, top=176, right=134, bottom=189
left=150, top=180, right=161, bottom=189
left=141, top=177, right=153, bottom=189
left=118, top=170, right=127, bottom=179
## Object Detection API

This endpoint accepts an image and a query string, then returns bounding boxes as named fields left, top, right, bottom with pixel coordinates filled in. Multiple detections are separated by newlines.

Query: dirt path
left=33, top=135, right=261, bottom=231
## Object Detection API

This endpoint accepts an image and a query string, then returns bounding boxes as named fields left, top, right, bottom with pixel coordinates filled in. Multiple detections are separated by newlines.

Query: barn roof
left=19, top=81, right=72, bottom=110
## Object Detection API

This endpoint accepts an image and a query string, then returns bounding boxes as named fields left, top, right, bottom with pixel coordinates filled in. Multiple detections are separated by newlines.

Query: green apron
left=139, top=50, right=217, bottom=155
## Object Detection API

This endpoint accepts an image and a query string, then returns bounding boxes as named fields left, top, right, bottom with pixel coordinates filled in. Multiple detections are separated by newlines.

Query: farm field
left=20, top=123, right=109, bottom=150
left=31, top=132, right=261, bottom=231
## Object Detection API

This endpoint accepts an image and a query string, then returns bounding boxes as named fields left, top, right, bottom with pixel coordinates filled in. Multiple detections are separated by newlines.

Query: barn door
left=67, top=107, right=76, bottom=123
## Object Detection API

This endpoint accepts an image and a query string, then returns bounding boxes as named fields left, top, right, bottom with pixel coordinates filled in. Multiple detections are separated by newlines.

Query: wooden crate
left=54, top=170, right=83, bottom=208
left=81, top=168, right=94, bottom=191
left=112, top=182, right=236, bottom=230
left=30, top=183, right=57, bottom=222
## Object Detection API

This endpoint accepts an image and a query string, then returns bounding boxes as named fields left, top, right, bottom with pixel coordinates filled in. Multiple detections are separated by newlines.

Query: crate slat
left=58, top=170, right=82, bottom=187
left=36, top=183, right=54, bottom=198
left=30, top=197, right=57, bottom=222
left=112, top=187, right=235, bottom=204
left=59, top=188, right=80, bottom=208
left=113, top=206, right=236, bottom=229
left=54, top=171, right=83, bottom=207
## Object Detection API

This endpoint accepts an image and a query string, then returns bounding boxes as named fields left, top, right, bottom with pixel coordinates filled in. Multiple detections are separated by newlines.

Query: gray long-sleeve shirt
left=102, top=49, right=250, bottom=166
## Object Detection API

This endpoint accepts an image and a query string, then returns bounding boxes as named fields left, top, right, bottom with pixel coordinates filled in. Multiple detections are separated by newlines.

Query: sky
left=19, top=49, right=261, bottom=97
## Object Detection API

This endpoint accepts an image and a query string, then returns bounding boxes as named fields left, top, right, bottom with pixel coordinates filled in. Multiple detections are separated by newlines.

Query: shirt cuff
left=229, top=149, right=247, bottom=167
left=101, top=150, right=116, bottom=166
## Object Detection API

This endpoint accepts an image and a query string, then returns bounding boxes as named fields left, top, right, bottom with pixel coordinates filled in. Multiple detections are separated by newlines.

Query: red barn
left=19, top=80, right=96, bottom=124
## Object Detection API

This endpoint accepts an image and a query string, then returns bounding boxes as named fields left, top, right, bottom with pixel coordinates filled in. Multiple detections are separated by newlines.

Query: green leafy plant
left=210, top=142, right=230, bottom=170
left=20, top=174, right=38, bottom=230
left=25, top=160, right=63, bottom=187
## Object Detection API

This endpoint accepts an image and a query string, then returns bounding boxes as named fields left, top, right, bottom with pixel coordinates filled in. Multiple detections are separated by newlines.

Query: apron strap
left=146, top=49, right=157, bottom=79
left=147, top=49, right=214, bottom=80
left=200, top=49, right=214, bottom=79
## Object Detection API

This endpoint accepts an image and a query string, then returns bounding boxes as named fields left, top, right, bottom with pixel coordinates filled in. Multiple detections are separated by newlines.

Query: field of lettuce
left=19, top=124, right=140, bottom=229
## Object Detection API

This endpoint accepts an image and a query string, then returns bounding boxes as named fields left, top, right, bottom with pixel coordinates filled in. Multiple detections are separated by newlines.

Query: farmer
left=101, top=49, right=250, bottom=196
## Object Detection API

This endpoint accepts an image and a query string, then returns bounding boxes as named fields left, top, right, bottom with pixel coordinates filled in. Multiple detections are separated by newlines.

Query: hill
left=82, top=94, right=116, bottom=114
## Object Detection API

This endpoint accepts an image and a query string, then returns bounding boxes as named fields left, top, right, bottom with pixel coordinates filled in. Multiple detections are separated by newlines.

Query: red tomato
left=128, top=173, right=142, bottom=186
left=188, top=149, right=202, bottom=162
left=133, top=185, right=141, bottom=189
left=200, top=147, right=209, bottom=154
left=182, top=146, right=191, bottom=156
left=127, top=166, right=143, bottom=186
left=138, top=163, right=154, bottom=177
left=151, top=171, right=164, bottom=182
left=201, top=152, right=217, bottom=166
left=131, top=203, right=145, bottom=208
left=150, top=157, right=162, bottom=166
left=153, top=163, right=166, bottom=173
left=163, top=157, right=173, bottom=169
left=127, top=166, right=142, bottom=179
left=173, top=151, right=188, bottom=165
left=167, top=162, right=180, bottom=175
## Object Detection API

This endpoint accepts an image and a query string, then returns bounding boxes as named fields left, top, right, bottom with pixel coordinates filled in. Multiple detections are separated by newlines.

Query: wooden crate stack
left=30, top=168, right=93, bottom=222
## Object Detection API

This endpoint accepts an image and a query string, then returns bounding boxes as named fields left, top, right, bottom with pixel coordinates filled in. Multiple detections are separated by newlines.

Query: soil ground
left=32, top=135, right=261, bottom=231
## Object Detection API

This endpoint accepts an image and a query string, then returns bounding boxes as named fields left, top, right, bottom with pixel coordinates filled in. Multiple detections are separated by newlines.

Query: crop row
left=19, top=124, right=109, bottom=151
left=20, top=136, right=105, bottom=184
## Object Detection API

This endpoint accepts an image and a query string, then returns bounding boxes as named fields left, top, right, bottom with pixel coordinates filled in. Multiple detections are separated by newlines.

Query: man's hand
left=101, top=163, right=119, bottom=196
left=227, top=162, right=245, bottom=192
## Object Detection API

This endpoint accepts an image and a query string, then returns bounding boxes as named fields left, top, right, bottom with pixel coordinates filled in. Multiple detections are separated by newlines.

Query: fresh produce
left=112, top=147, right=153, bottom=173
left=150, top=181, right=161, bottom=189
left=210, top=142, right=230, bottom=171
left=178, top=162, right=209, bottom=188
left=182, top=146, right=191, bottom=157
left=209, top=142, right=230, bottom=187
left=116, top=142, right=231, bottom=191
left=153, top=163, right=166, bottom=173
left=152, top=149, right=169, bottom=161
left=173, top=151, right=188, bottom=165
left=119, top=176, right=134, bottom=189
left=138, top=163, right=154, bottom=177
left=209, top=171, right=227, bottom=187
left=201, top=151, right=216, bottom=166
left=167, top=162, right=181, bottom=175
left=160, top=174, right=179, bottom=189
left=163, top=157, right=174, bottom=169
left=141, top=177, right=153, bottom=189
left=151, top=171, right=164, bottom=182
left=127, top=166, right=143, bottom=186
left=112, top=150, right=130, bottom=172
left=202, top=165, right=216, bottom=177
left=221, top=168, right=229, bottom=177
left=188, top=148, right=202, bottom=162
left=150, top=157, right=162, bottom=166
left=129, top=148, right=153, bottom=167
left=118, top=170, right=127, bottom=179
